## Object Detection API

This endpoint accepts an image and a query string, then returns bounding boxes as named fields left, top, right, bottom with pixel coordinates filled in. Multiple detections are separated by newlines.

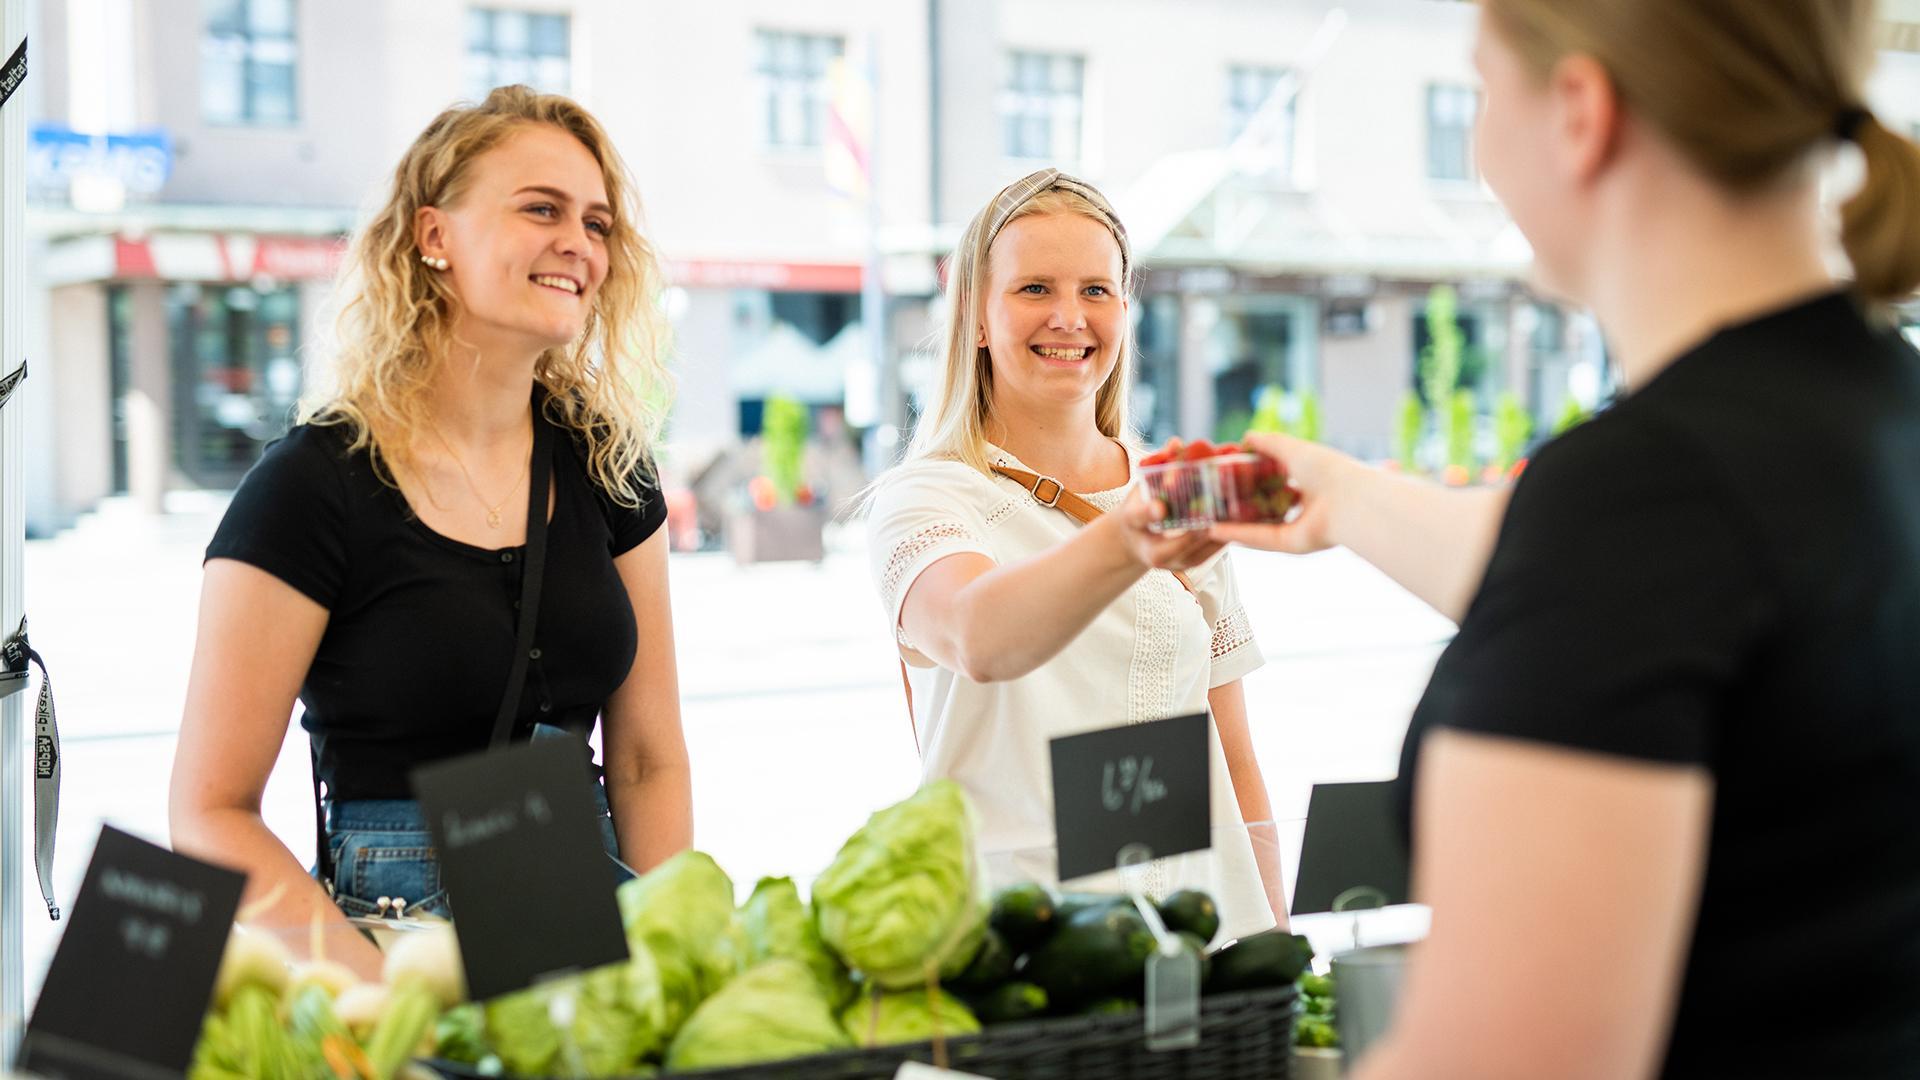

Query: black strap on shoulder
left=311, top=733, right=332, bottom=886
left=312, top=398, right=554, bottom=886
left=491, top=403, right=554, bottom=747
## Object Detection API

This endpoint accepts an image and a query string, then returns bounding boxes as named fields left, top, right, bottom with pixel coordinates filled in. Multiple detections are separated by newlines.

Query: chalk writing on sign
left=443, top=791, right=557, bottom=848
left=1102, top=755, right=1169, bottom=815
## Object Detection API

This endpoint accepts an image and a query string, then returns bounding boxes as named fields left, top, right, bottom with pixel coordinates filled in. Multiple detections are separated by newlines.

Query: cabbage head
left=483, top=944, right=667, bottom=1077
left=616, top=849, right=744, bottom=1031
left=740, top=876, right=853, bottom=1009
left=840, top=987, right=982, bottom=1048
left=812, top=780, right=986, bottom=989
left=664, top=959, right=852, bottom=1071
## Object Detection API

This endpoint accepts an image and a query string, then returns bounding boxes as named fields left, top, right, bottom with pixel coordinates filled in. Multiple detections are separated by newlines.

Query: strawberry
left=1214, top=442, right=1242, bottom=457
left=1180, top=439, right=1215, bottom=462
left=1140, top=449, right=1174, bottom=467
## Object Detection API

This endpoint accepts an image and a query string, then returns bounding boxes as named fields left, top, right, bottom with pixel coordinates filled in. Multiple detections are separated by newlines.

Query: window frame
left=1425, top=82, right=1480, bottom=185
left=201, top=0, right=300, bottom=127
left=1000, top=48, right=1086, bottom=163
left=753, top=28, right=847, bottom=151
left=465, top=7, right=574, bottom=102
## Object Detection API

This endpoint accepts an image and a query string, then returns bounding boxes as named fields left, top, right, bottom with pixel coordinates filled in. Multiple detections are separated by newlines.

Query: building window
left=202, top=0, right=299, bottom=126
left=1002, top=50, right=1085, bottom=162
left=1427, top=84, right=1479, bottom=182
left=168, top=282, right=304, bottom=488
left=467, top=9, right=571, bottom=101
left=754, top=30, right=844, bottom=149
left=1226, top=64, right=1296, bottom=181
left=1226, top=66, right=1292, bottom=141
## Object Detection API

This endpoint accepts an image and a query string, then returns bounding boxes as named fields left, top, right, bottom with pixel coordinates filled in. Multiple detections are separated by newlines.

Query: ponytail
left=1840, top=115, right=1920, bottom=302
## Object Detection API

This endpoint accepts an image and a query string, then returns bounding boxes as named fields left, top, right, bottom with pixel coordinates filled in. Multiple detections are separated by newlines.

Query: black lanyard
left=311, top=406, right=552, bottom=885
left=4, top=616, right=62, bottom=920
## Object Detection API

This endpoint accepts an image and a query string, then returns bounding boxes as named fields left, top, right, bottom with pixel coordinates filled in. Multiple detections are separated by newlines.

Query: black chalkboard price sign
left=412, top=736, right=628, bottom=1001
left=19, top=825, right=245, bottom=1079
left=1049, top=712, right=1212, bottom=882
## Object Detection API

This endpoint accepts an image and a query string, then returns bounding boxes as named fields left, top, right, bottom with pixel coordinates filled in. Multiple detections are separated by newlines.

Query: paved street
left=8, top=494, right=1452, bottom=1002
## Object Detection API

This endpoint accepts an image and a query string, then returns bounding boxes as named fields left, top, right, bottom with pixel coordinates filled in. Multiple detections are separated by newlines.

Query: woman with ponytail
left=1214, top=3, right=1920, bottom=1076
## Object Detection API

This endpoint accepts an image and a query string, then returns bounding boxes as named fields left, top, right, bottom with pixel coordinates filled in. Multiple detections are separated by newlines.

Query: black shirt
left=1399, top=291, right=1920, bottom=1077
left=206, top=405, right=665, bottom=801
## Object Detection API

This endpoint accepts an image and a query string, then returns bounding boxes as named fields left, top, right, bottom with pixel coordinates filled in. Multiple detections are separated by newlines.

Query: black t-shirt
left=206, top=404, right=665, bottom=801
left=1399, top=291, right=1920, bottom=1077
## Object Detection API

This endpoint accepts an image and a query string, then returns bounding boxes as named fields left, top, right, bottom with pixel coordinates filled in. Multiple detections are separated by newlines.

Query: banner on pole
left=0, top=37, right=24, bottom=113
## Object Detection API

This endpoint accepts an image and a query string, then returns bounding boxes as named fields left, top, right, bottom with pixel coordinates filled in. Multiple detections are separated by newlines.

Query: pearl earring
left=421, top=254, right=449, bottom=271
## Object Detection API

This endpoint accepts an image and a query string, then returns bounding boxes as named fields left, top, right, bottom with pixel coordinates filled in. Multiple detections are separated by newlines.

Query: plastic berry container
left=1138, top=450, right=1294, bottom=532
left=1208, top=452, right=1296, bottom=525
left=1138, top=458, right=1214, bottom=532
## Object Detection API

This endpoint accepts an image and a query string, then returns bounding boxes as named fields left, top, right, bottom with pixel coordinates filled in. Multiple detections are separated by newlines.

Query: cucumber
left=947, top=927, right=1015, bottom=994
left=968, top=981, right=1048, bottom=1025
left=1205, top=930, right=1315, bottom=994
left=988, top=883, right=1058, bottom=953
left=1082, top=997, right=1140, bottom=1016
left=1157, top=889, right=1221, bottom=946
left=1021, top=903, right=1156, bottom=1011
left=1052, top=892, right=1129, bottom=923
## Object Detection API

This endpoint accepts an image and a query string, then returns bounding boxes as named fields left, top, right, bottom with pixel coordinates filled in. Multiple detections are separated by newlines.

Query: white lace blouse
left=866, top=444, right=1276, bottom=942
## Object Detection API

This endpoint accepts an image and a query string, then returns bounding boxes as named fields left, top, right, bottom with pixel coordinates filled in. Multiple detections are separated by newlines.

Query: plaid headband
left=982, top=168, right=1131, bottom=281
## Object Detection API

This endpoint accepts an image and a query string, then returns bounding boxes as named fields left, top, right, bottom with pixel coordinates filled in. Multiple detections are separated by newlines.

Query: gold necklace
left=428, top=418, right=531, bottom=529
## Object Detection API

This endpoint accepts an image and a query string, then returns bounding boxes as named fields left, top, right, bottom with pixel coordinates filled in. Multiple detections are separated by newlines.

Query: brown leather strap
left=989, top=464, right=1196, bottom=595
left=899, top=463, right=1202, bottom=743
left=900, top=658, right=919, bottom=753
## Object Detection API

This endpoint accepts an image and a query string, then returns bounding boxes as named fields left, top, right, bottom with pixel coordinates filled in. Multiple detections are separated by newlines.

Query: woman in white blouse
left=865, top=169, right=1285, bottom=939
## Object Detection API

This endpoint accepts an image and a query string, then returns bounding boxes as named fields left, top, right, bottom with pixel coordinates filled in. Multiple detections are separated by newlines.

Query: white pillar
left=1, top=0, right=32, bottom=1066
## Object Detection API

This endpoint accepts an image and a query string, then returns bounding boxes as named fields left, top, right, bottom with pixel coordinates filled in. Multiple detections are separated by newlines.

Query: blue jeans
left=318, top=783, right=629, bottom=919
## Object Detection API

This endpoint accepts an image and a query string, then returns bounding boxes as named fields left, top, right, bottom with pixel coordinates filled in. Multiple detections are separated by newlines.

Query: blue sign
left=29, top=123, right=172, bottom=194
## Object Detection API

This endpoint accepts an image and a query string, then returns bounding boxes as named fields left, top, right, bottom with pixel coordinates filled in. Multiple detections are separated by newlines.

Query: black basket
left=426, top=984, right=1296, bottom=1080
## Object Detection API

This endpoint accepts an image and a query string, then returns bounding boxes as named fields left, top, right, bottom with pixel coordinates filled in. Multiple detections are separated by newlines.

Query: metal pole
left=0, top=0, right=30, bottom=1065
left=861, top=32, right=893, bottom=472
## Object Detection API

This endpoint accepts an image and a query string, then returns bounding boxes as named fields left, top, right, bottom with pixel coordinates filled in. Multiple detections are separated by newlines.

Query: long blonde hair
left=1483, top=0, right=1920, bottom=302
left=302, top=85, right=673, bottom=505
left=906, top=169, right=1137, bottom=475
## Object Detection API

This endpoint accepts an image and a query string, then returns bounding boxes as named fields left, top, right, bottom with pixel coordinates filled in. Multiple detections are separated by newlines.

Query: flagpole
left=859, top=32, right=894, bottom=476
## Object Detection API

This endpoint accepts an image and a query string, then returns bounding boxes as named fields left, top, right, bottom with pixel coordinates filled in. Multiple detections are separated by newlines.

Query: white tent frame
left=2, top=0, right=28, bottom=1066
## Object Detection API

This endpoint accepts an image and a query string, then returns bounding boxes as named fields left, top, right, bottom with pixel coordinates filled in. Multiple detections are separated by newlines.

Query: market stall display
left=183, top=781, right=1312, bottom=1079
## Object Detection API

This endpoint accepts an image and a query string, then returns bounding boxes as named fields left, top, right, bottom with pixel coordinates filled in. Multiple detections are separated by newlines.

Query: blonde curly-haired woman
left=170, top=86, right=689, bottom=976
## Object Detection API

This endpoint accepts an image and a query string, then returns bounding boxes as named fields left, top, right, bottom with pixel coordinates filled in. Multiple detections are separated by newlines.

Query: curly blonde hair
left=302, top=85, right=673, bottom=505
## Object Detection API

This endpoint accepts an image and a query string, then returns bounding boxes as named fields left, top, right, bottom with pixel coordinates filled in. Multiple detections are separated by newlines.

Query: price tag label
left=19, top=825, right=245, bottom=1078
left=1049, top=712, right=1211, bottom=882
left=895, top=1063, right=990, bottom=1080
left=413, top=736, right=628, bottom=1001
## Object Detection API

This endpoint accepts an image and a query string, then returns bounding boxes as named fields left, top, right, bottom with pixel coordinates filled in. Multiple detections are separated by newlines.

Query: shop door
left=169, top=283, right=303, bottom=489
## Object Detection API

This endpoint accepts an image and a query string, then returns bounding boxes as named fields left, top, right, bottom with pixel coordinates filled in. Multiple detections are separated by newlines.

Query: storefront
left=26, top=225, right=345, bottom=533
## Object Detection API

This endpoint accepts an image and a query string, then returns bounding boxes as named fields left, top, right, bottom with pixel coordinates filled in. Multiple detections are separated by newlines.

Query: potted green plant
left=728, top=395, right=827, bottom=564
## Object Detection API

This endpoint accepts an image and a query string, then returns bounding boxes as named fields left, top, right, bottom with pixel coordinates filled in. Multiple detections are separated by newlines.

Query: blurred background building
left=14, top=0, right=1920, bottom=536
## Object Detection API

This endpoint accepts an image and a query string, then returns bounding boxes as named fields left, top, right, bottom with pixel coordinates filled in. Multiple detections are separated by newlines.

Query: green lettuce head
left=664, top=959, right=853, bottom=1071
left=741, top=876, right=854, bottom=1009
left=483, top=946, right=667, bottom=1077
left=840, top=987, right=982, bottom=1048
left=812, top=780, right=987, bottom=989
left=616, top=849, right=743, bottom=1031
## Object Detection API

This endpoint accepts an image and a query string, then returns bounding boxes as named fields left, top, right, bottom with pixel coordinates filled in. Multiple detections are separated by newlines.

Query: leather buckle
left=1029, top=474, right=1064, bottom=508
